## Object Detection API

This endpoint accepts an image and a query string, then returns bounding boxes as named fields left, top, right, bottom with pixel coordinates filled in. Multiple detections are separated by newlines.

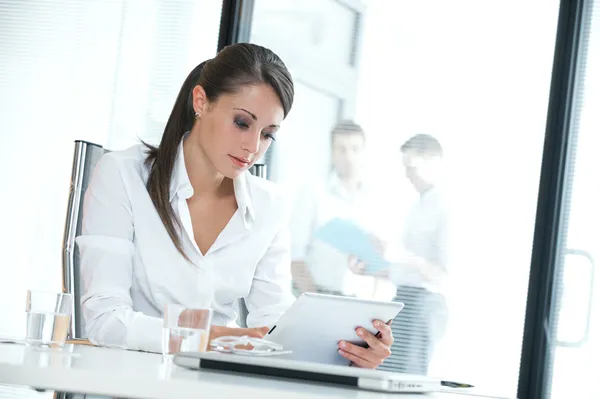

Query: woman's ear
left=192, top=85, right=209, bottom=117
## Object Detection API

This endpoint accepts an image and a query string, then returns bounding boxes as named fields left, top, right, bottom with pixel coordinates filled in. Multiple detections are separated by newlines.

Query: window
left=547, top=1, right=600, bottom=397
left=249, top=0, right=560, bottom=395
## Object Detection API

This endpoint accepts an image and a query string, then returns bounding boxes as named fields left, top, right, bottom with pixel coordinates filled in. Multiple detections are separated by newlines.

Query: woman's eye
left=263, top=132, right=276, bottom=141
left=234, top=119, right=249, bottom=129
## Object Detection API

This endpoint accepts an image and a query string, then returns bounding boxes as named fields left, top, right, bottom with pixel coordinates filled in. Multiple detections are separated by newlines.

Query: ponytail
left=144, top=61, right=209, bottom=262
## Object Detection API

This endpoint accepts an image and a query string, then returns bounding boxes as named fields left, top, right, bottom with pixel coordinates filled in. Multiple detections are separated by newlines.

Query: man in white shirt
left=377, top=134, right=449, bottom=375
left=289, top=121, right=388, bottom=298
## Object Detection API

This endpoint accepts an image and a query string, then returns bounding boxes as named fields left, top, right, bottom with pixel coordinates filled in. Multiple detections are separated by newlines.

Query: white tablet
left=265, top=293, right=404, bottom=366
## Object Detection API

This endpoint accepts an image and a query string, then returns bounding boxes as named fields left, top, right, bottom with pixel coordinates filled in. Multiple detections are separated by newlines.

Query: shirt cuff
left=126, top=312, right=163, bottom=353
left=246, top=296, right=295, bottom=328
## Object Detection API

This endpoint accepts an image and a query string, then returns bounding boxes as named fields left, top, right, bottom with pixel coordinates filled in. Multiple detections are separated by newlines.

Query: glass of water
left=25, top=290, right=73, bottom=348
left=162, top=304, right=212, bottom=356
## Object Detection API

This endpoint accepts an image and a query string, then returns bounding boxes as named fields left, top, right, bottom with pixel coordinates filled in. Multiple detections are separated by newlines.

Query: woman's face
left=191, top=83, right=284, bottom=178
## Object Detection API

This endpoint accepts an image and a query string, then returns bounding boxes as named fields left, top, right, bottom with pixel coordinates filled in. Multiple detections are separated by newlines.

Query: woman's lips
left=229, top=155, right=250, bottom=168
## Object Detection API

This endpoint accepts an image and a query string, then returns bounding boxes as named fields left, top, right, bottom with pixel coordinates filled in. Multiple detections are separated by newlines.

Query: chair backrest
left=63, top=141, right=108, bottom=339
left=248, top=164, right=267, bottom=179
left=62, top=140, right=264, bottom=337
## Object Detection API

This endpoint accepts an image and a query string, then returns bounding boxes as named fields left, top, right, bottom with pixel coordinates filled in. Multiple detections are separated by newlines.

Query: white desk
left=0, top=343, right=512, bottom=399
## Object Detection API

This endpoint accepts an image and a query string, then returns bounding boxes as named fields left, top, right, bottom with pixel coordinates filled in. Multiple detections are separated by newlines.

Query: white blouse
left=75, top=139, right=295, bottom=353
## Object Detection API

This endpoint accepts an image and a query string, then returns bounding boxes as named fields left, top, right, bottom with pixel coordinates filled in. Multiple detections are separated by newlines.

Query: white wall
left=0, top=0, right=222, bottom=338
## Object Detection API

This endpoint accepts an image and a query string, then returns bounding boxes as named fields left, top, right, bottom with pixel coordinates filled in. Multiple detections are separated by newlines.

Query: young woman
left=76, top=43, right=392, bottom=369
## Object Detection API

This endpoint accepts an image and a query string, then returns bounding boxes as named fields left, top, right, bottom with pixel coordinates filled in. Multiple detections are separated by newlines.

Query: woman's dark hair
left=144, top=43, right=295, bottom=261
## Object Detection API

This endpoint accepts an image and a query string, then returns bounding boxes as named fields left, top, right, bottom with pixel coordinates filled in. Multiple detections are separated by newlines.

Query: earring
left=194, top=112, right=200, bottom=119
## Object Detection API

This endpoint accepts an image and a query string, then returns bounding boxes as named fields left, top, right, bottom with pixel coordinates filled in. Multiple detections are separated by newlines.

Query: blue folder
left=313, top=217, right=391, bottom=273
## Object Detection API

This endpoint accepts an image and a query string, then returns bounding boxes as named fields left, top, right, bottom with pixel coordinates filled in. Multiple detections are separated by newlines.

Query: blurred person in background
left=289, top=121, right=394, bottom=300
left=356, top=134, right=449, bottom=374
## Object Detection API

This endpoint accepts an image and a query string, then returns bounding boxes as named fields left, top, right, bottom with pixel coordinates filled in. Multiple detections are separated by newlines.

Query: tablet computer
left=266, top=293, right=404, bottom=366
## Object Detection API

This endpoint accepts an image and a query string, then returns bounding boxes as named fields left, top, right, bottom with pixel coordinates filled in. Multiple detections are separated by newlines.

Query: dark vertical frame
left=217, top=0, right=256, bottom=51
left=518, top=0, right=588, bottom=398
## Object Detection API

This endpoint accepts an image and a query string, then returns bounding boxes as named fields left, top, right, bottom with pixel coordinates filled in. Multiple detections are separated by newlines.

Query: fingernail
left=357, top=329, right=364, bottom=337
left=340, top=341, right=347, bottom=348
left=374, top=320, right=381, bottom=327
left=338, top=349, right=345, bottom=356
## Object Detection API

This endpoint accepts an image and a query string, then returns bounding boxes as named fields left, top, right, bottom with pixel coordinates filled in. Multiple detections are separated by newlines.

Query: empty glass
left=25, top=290, right=73, bottom=348
left=162, top=304, right=212, bottom=356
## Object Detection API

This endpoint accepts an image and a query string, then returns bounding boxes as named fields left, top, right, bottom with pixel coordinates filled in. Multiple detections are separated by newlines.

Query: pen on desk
left=441, top=380, right=474, bottom=388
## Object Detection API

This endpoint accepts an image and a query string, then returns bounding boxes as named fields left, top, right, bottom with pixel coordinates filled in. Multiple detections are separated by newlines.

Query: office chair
left=59, top=141, right=107, bottom=399
left=62, top=142, right=270, bottom=342
left=63, top=140, right=107, bottom=341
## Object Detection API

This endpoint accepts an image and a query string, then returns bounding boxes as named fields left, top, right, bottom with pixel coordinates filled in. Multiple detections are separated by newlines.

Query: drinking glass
left=25, top=290, right=73, bottom=348
left=162, top=304, right=212, bottom=356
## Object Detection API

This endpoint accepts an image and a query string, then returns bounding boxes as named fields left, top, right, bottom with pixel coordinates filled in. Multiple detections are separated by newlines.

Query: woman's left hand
left=337, top=319, right=393, bottom=369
